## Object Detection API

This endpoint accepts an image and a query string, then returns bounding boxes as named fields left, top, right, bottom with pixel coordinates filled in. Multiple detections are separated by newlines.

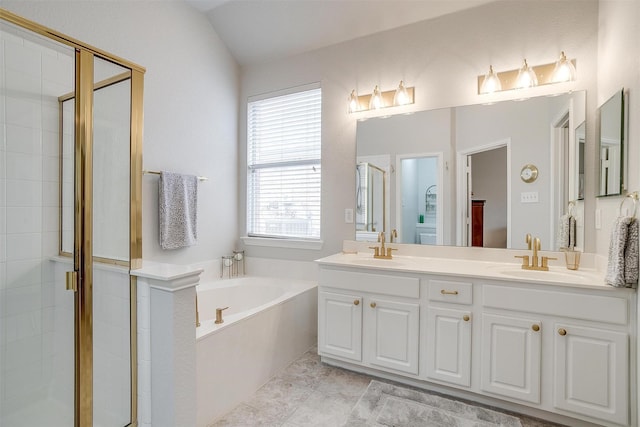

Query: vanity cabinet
left=425, top=306, right=472, bottom=387
left=480, top=313, right=542, bottom=404
left=316, top=259, right=635, bottom=427
left=318, top=291, right=362, bottom=361
left=553, top=323, right=628, bottom=425
left=364, top=297, right=419, bottom=374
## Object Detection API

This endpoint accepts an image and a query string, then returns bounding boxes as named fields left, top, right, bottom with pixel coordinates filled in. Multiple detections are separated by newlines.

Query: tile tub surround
left=211, top=347, right=564, bottom=427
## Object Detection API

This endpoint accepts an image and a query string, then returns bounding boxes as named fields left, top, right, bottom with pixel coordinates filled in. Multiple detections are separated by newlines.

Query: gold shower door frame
left=0, top=8, right=145, bottom=427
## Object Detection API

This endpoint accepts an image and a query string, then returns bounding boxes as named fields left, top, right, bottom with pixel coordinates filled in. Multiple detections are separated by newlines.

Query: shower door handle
left=66, top=271, right=78, bottom=292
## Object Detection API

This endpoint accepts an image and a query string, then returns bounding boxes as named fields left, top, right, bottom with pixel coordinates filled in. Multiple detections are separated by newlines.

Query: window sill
left=241, top=236, right=324, bottom=250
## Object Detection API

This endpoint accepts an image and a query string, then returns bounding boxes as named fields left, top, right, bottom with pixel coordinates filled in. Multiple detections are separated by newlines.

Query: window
left=247, top=85, right=321, bottom=240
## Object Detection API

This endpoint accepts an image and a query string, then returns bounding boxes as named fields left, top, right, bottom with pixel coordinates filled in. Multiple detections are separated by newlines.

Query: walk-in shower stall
left=0, top=9, right=144, bottom=426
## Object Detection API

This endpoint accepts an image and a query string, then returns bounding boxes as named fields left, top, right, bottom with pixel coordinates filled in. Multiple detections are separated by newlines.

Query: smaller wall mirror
left=575, top=121, right=585, bottom=200
left=598, top=89, right=626, bottom=196
left=356, top=162, right=387, bottom=238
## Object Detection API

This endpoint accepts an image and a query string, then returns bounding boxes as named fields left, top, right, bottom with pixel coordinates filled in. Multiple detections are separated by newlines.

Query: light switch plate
left=520, top=191, right=539, bottom=203
left=344, top=208, right=354, bottom=224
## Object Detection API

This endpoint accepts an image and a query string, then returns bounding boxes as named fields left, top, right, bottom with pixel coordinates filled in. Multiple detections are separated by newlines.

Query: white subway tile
left=5, top=124, right=41, bottom=155
left=5, top=68, right=42, bottom=98
left=5, top=96, right=42, bottom=129
left=0, top=178, right=6, bottom=206
left=6, top=152, right=42, bottom=181
left=42, top=103, right=59, bottom=133
left=7, top=206, right=42, bottom=233
left=6, top=233, right=42, bottom=261
left=42, top=155, right=59, bottom=182
left=42, top=52, right=74, bottom=88
left=6, top=179, right=42, bottom=207
left=4, top=310, right=42, bottom=342
left=4, top=333, right=42, bottom=371
left=0, top=235, right=6, bottom=262
left=0, top=207, right=6, bottom=234
left=42, top=130, right=59, bottom=157
left=4, top=284, right=42, bottom=317
left=42, top=231, right=59, bottom=257
left=0, top=262, right=6, bottom=292
left=41, top=282, right=55, bottom=309
left=5, top=259, right=42, bottom=289
left=42, top=207, right=59, bottom=232
left=42, top=181, right=59, bottom=207
left=4, top=40, right=41, bottom=76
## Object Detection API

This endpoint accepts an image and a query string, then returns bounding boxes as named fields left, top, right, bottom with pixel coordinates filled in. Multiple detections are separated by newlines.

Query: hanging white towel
left=568, top=215, right=577, bottom=250
left=605, top=216, right=639, bottom=287
left=159, top=171, right=198, bottom=250
left=557, top=213, right=571, bottom=249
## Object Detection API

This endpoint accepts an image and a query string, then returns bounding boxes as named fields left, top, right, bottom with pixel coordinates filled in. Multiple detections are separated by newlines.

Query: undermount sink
left=347, top=258, right=409, bottom=268
left=495, top=267, right=595, bottom=283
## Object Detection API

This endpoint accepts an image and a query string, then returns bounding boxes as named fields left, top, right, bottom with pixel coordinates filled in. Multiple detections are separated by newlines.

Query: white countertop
left=316, top=251, right=621, bottom=291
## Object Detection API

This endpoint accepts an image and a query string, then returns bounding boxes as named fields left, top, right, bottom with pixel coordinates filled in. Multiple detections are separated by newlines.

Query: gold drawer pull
left=354, top=300, right=360, bottom=306
left=558, top=328, right=567, bottom=336
left=463, top=315, right=470, bottom=322
left=440, top=289, right=459, bottom=295
left=370, top=302, right=377, bottom=308
left=532, top=324, right=540, bottom=332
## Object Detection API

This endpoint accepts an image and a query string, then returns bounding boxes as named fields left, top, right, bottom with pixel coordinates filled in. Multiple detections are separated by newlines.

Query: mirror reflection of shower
left=356, top=162, right=386, bottom=239
left=401, top=156, right=439, bottom=245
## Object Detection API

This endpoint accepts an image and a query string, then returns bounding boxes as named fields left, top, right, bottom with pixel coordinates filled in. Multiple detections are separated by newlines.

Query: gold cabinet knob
left=370, top=302, right=377, bottom=308
left=558, top=328, right=567, bottom=336
left=532, top=324, right=540, bottom=332
left=353, top=300, right=360, bottom=306
left=463, top=315, right=470, bottom=322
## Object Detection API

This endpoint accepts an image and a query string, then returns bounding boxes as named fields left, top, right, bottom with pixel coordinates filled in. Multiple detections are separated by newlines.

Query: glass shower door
left=0, top=20, right=76, bottom=426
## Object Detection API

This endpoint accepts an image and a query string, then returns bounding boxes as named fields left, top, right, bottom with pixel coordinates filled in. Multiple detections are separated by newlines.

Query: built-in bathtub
left=195, top=276, right=317, bottom=426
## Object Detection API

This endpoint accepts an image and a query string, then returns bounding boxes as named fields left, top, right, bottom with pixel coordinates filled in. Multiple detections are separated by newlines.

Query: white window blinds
left=247, top=86, right=321, bottom=239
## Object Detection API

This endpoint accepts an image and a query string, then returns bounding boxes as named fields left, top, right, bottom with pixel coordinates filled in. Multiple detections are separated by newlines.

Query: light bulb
left=551, top=51, right=576, bottom=83
left=480, top=65, right=502, bottom=94
left=348, top=89, right=359, bottom=113
left=393, top=80, right=410, bottom=106
left=516, top=59, right=538, bottom=89
left=369, top=85, right=384, bottom=110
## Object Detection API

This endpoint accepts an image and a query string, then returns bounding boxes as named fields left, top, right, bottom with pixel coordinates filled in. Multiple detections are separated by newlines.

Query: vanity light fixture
left=369, top=85, right=384, bottom=110
left=349, top=81, right=415, bottom=114
left=551, top=51, right=577, bottom=83
left=477, top=52, right=577, bottom=95
left=479, top=65, right=502, bottom=94
left=348, top=90, right=360, bottom=113
left=515, top=59, right=538, bottom=89
left=393, top=80, right=411, bottom=106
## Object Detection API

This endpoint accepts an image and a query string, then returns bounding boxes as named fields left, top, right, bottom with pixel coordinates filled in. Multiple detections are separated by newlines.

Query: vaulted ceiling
left=185, top=0, right=495, bottom=66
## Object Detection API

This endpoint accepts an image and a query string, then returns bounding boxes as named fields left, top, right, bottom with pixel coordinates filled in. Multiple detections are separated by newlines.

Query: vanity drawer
left=319, top=268, right=419, bottom=298
left=427, top=280, right=473, bottom=305
left=483, top=285, right=628, bottom=325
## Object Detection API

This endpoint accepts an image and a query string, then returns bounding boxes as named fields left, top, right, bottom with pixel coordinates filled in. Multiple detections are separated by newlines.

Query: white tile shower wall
left=0, top=28, right=73, bottom=418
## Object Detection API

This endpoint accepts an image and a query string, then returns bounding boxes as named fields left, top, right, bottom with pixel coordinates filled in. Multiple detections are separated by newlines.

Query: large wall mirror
left=597, top=89, right=626, bottom=196
left=356, top=91, right=586, bottom=251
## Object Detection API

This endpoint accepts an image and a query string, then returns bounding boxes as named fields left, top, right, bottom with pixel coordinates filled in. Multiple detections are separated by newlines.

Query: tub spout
left=215, top=306, right=229, bottom=324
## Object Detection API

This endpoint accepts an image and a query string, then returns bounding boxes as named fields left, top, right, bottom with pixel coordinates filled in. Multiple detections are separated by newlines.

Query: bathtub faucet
left=215, top=306, right=229, bottom=324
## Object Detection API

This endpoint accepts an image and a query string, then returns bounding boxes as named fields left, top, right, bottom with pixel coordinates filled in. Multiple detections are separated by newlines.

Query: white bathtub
left=195, top=276, right=317, bottom=426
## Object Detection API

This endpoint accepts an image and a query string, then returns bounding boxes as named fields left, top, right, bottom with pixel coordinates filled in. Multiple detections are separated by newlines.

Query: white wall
left=239, top=0, right=599, bottom=261
left=3, top=0, right=240, bottom=266
left=596, top=0, right=640, bottom=257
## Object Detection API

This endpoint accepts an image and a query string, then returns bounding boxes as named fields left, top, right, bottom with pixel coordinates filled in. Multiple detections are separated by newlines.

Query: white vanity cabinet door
left=365, top=297, right=419, bottom=375
left=553, top=323, right=629, bottom=425
left=425, top=307, right=472, bottom=387
left=318, top=291, right=363, bottom=362
left=481, top=313, right=542, bottom=404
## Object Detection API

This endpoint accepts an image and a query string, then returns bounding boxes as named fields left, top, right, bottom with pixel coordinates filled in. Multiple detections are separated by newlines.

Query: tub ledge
left=132, top=261, right=203, bottom=427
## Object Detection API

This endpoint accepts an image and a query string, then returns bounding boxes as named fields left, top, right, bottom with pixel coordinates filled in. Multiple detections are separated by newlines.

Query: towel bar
left=619, top=191, right=639, bottom=217
left=143, top=170, right=208, bottom=181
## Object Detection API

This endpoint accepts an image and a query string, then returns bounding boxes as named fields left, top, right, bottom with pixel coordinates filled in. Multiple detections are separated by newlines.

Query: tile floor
left=210, top=346, right=565, bottom=427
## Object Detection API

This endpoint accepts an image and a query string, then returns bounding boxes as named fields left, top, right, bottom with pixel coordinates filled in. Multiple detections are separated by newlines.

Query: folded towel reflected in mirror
left=605, top=216, right=639, bottom=287
left=557, top=213, right=577, bottom=250
left=159, top=171, right=199, bottom=250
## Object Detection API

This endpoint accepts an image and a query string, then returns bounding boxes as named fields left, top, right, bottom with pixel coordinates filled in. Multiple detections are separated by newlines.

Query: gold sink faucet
left=369, top=232, right=396, bottom=259
left=515, top=234, right=556, bottom=271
